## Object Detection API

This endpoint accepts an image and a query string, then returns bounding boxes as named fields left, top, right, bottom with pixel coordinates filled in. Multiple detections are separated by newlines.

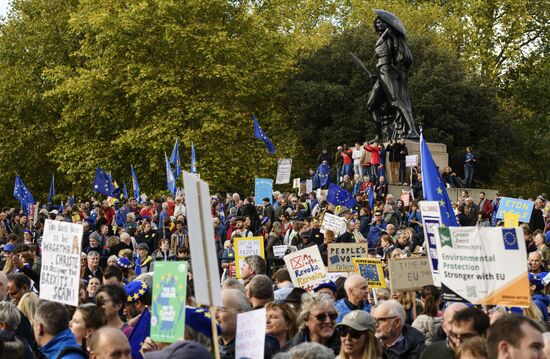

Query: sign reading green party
left=150, top=261, right=188, bottom=343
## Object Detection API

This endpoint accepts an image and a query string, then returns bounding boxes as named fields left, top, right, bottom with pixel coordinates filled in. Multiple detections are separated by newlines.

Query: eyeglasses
left=337, top=326, right=364, bottom=339
left=374, top=316, right=397, bottom=324
left=449, top=331, right=478, bottom=342
left=313, top=312, right=338, bottom=322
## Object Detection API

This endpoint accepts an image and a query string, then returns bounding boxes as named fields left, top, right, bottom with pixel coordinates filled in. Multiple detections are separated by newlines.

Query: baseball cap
left=143, top=340, right=210, bottom=359
left=336, top=310, right=376, bottom=333
left=3, top=243, right=15, bottom=252
left=313, top=280, right=337, bottom=294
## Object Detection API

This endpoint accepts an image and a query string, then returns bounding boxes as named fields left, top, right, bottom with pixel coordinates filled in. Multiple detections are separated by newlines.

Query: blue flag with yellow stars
left=191, top=142, right=197, bottom=174
left=317, top=162, right=331, bottom=188
left=129, top=307, right=150, bottom=359
left=327, top=183, right=357, bottom=209
left=253, top=114, right=276, bottom=154
left=367, top=184, right=375, bottom=212
left=131, top=165, right=140, bottom=200
left=47, top=174, right=54, bottom=206
left=93, top=167, right=115, bottom=196
left=420, top=133, right=458, bottom=226
left=170, top=139, right=181, bottom=179
left=13, top=175, right=35, bottom=212
left=165, top=153, right=177, bottom=196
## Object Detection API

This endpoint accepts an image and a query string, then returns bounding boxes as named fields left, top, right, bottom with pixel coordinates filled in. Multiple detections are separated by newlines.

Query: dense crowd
left=0, top=140, right=548, bottom=359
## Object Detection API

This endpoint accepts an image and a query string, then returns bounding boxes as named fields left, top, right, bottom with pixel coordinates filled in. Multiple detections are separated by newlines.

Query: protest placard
left=400, top=190, right=411, bottom=207
left=326, top=272, right=348, bottom=282
left=406, top=155, right=418, bottom=167
left=255, top=178, right=273, bottom=205
left=419, top=201, right=443, bottom=286
left=495, top=197, right=535, bottom=223
left=284, top=246, right=327, bottom=292
left=299, top=182, right=306, bottom=196
left=275, top=159, right=292, bottom=184
left=40, top=219, right=82, bottom=306
left=235, top=308, right=266, bottom=359
left=306, top=179, right=313, bottom=194
left=504, top=212, right=519, bottom=228
left=320, top=212, right=347, bottom=237
left=273, top=245, right=288, bottom=258
left=388, top=257, right=434, bottom=292
left=235, top=237, right=265, bottom=278
left=327, top=243, right=369, bottom=272
left=151, top=261, right=188, bottom=343
left=434, top=227, right=530, bottom=307
left=292, top=178, right=300, bottom=189
left=353, top=258, right=386, bottom=288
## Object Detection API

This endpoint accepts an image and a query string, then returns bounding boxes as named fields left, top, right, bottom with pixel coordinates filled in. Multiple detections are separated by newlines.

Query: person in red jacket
left=341, top=144, right=353, bottom=178
left=365, top=141, right=382, bottom=181
left=478, top=192, right=493, bottom=219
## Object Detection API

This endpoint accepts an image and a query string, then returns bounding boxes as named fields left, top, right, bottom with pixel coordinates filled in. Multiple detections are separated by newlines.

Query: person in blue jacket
left=529, top=273, right=550, bottom=322
left=335, top=275, right=372, bottom=324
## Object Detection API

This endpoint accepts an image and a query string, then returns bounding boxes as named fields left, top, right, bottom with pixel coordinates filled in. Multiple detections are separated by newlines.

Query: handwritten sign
left=327, top=243, right=368, bottom=272
left=292, top=178, right=300, bottom=189
left=284, top=246, right=327, bottom=292
left=151, top=261, right=188, bottom=343
left=496, top=197, right=535, bottom=223
left=40, top=220, right=82, bottom=306
left=234, top=237, right=265, bottom=278
left=406, top=155, right=418, bottom=167
left=353, top=258, right=386, bottom=288
left=236, top=308, right=266, bottom=359
left=388, top=257, right=434, bottom=292
left=400, top=190, right=411, bottom=207
left=320, top=212, right=347, bottom=237
left=306, top=179, right=313, bottom=194
left=275, top=159, right=292, bottom=185
left=273, top=245, right=288, bottom=258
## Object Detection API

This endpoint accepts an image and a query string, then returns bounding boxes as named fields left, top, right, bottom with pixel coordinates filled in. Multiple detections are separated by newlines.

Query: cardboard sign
left=406, top=155, right=418, bottom=167
left=495, top=197, right=535, bottom=222
left=284, top=246, right=327, bottom=292
left=434, top=227, right=530, bottom=307
left=273, top=245, right=288, bottom=258
left=292, top=178, right=300, bottom=189
left=327, top=243, right=369, bottom=272
left=419, top=201, right=443, bottom=287
left=275, top=159, right=292, bottom=185
left=234, top=237, right=265, bottom=278
left=255, top=178, right=273, bottom=205
left=320, top=212, right=347, bottom=237
left=388, top=257, right=434, bottom=292
left=151, top=261, right=188, bottom=343
left=353, top=258, right=386, bottom=288
left=235, top=308, right=266, bottom=359
left=504, top=212, right=520, bottom=228
left=40, top=220, right=82, bottom=306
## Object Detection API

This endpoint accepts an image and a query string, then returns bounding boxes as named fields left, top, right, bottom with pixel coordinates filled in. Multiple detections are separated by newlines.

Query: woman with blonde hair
left=335, top=310, right=381, bottom=359
left=17, top=291, right=39, bottom=326
left=265, top=301, right=298, bottom=349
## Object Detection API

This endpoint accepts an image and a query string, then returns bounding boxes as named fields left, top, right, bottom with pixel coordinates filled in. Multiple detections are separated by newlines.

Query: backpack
left=57, top=346, right=88, bottom=359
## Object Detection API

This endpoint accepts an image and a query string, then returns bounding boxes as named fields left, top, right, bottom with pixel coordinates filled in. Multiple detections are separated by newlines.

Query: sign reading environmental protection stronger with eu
left=434, top=227, right=530, bottom=307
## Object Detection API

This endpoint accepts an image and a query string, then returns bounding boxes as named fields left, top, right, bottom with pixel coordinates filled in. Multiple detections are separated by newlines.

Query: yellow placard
left=234, top=237, right=265, bottom=279
left=352, top=258, right=386, bottom=288
left=504, top=212, right=519, bottom=228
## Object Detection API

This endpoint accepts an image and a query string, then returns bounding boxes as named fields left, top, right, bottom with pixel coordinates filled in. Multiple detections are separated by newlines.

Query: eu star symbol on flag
left=437, top=187, right=443, bottom=195
left=502, top=228, right=519, bottom=250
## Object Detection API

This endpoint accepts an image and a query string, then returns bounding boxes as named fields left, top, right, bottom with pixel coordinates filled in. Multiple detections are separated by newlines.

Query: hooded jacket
left=40, top=328, right=86, bottom=359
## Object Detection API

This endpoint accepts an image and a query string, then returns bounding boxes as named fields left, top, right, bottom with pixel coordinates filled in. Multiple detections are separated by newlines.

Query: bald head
left=442, top=302, right=468, bottom=335
left=89, top=327, right=131, bottom=359
left=344, top=275, right=368, bottom=305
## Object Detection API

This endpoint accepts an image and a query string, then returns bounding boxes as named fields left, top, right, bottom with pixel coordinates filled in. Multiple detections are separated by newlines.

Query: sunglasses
left=337, top=326, right=364, bottom=339
left=314, top=312, right=338, bottom=322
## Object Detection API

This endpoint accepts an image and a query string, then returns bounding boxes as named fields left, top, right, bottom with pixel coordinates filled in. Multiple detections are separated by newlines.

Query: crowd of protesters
left=0, top=141, right=548, bottom=358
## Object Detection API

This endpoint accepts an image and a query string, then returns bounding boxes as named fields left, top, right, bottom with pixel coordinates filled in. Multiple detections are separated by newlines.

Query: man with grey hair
left=334, top=275, right=371, bottom=323
left=83, top=250, right=103, bottom=282
left=420, top=302, right=467, bottom=359
left=372, top=300, right=424, bottom=359
left=246, top=274, right=274, bottom=309
left=215, top=288, right=252, bottom=359
left=275, top=342, right=335, bottom=359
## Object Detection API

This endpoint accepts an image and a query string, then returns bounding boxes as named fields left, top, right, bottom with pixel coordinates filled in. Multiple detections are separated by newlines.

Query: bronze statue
left=353, top=10, right=420, bottom=141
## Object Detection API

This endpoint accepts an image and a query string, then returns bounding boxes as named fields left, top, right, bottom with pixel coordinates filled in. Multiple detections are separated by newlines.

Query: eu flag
left=165, top=153, right=177, bottom=196
left=170, top=139, right=181, bottom=179
left=420, top=133, right=458, bottom=226
left=191, top=142, right=197, bottom=174
left=13, top=176, right=35, bottom=212
left=131, top=165, right=140, bottom=200
left=367, top=184, right=375, bottom=212
left=93, top=167, right=115, bottom=196
left=47, top=175, right=54, bottom=206
left=378, top=164, right=386, bottom=180
left=317, top=163, right=331, bottom=188
left=129, top=307, right=150, bottom=359
left=253, top=115, right=275, bottom=154
left=67, top=195, right=75, bottom=207
left=327, top=183, right=357, bottom=209
left=123, top=182, right=129, bottom=199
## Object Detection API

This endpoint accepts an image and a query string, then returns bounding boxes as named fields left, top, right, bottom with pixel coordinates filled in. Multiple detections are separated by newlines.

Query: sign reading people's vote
left=320, top=212, right=347, bottom=237
left=151, top=262, right=188, bottom=343
left=388, top=257, right=434, bottom=292
left=284, top=246, right=327, bottom=292
left=40, top=220, right=82, bottom=306
left=327, top=243, right=368, bottom=272
left=254, top=178, right=273, bottom=205
left=236, top=308, right=266, bottom=359
left=495, top=197, right=535, bottom=223
left=434, top=227, right=530, bottom=307
left=234, top=237, right=265, bottom=278
left=275, top=159, right=292, bottom=184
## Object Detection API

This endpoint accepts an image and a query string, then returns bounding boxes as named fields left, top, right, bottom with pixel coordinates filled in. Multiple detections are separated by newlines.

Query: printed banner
left=151, top=262, right=188, bottom=343
left=236, top=308, right=266, bottom=359
left=306, top=179, right=313, bottom=194
left=495, top=197, right=535, bottom=222
left=320, top=212, right=347, bottom=237
left=405, top=154, right=418, bottom=167
left=327, top=243, right=369, bottom=272
left=254, top=178, right=273, bottom=205
left=388, top=257, right=434, bottom=292
left=234, top=237, right=265, bottom=278
left=40, top=220, right=82, bottom=306
left=419, top=201, right=443, bottom=286
left=434, top=227, right=530, bottom=307
left=275, top=159, right=292, bottom=184
left=284, top=246, right=327, bottom=292
left=353, top=258, right=386, bottom=288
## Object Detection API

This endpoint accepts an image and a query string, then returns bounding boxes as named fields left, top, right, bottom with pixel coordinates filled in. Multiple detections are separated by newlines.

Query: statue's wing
left=373, top=9, right=407, bottom=37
